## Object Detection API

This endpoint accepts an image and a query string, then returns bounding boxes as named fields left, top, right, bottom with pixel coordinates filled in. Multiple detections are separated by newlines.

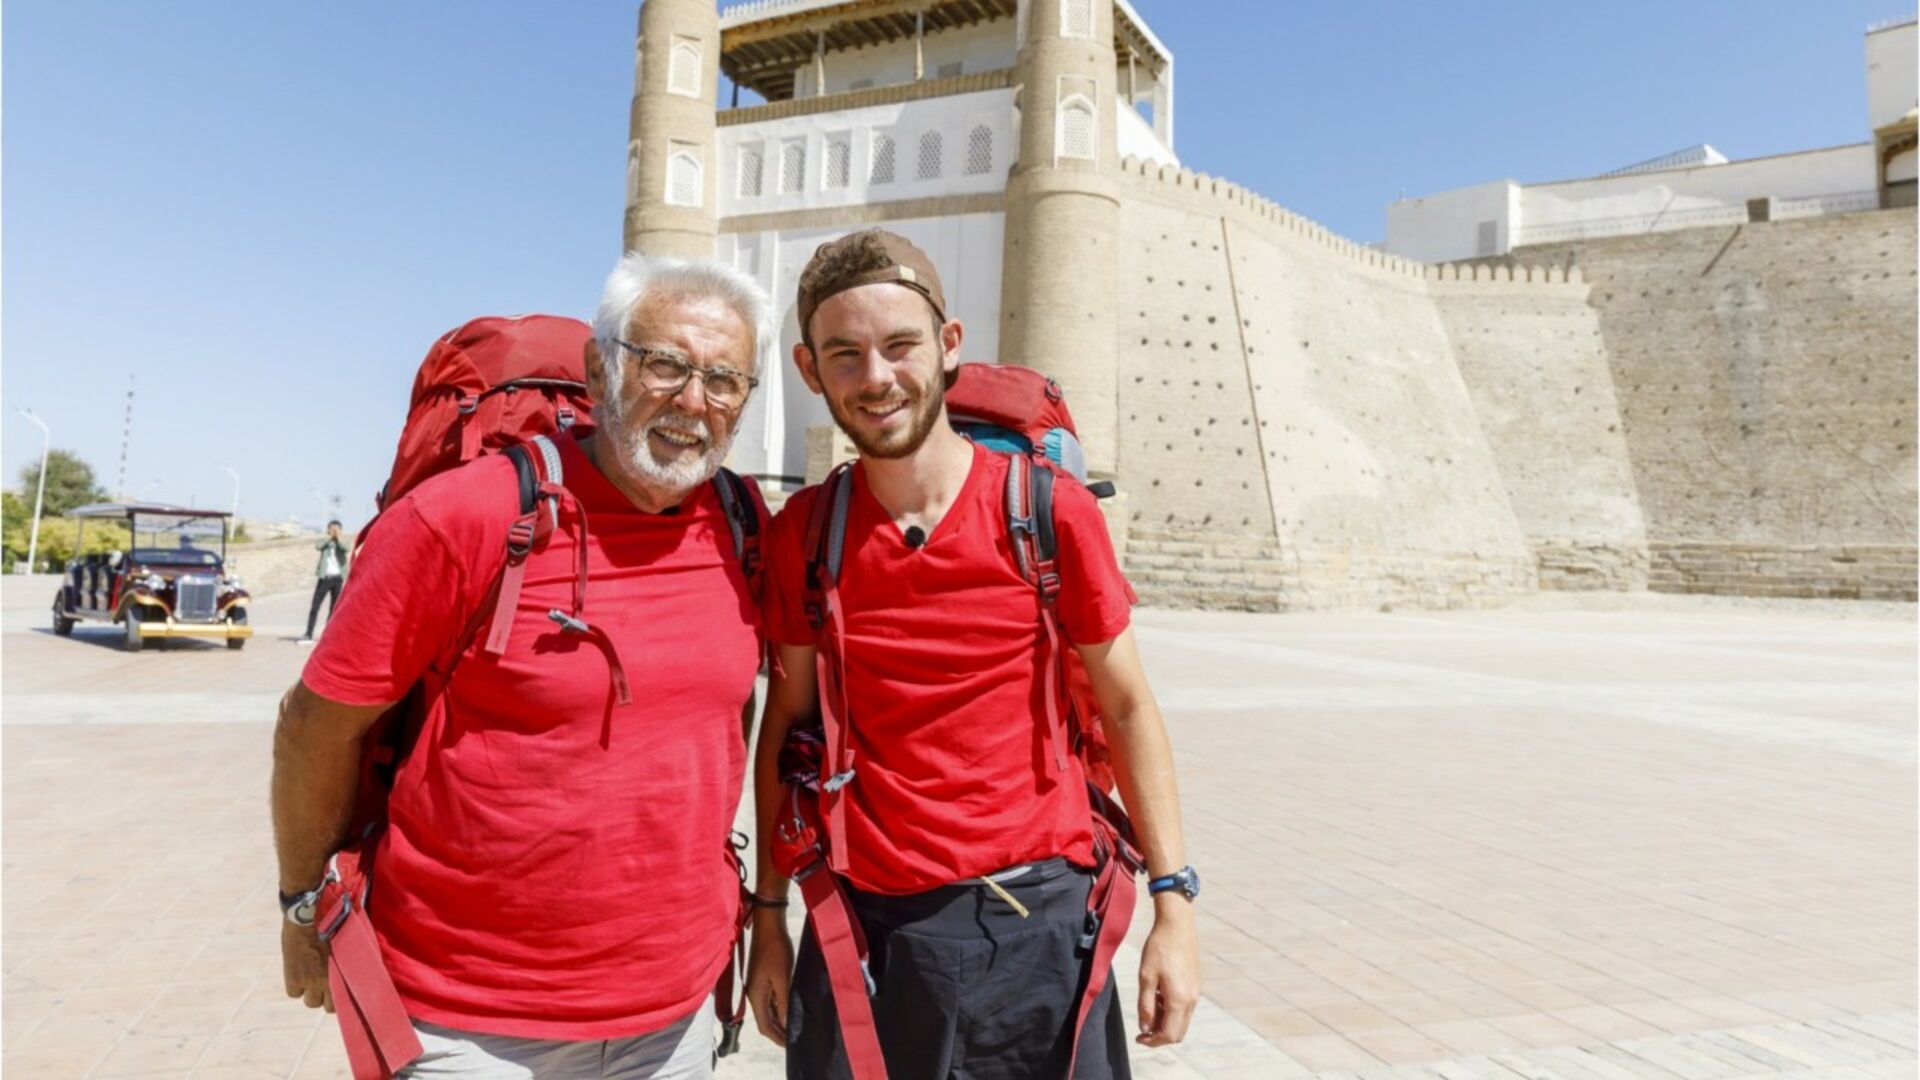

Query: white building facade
left=632, top=0, right=1178, bottom=484
left=1385, top=18, right=1916, bottom=263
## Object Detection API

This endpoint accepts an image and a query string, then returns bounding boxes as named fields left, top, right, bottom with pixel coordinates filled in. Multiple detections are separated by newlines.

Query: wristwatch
left=1147, top=865, right=1200, bottom=902
left=279, top=886, right=323, bottom=928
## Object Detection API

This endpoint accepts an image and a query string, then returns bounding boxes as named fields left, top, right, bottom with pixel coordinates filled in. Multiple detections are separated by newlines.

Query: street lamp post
left=221, top=464, right=240, bottom=520
left=16, top=409, right=49, bottom=574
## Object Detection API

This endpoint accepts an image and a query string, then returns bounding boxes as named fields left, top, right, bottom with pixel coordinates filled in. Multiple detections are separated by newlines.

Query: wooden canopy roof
left=721, top=0, right=1013, bottom=101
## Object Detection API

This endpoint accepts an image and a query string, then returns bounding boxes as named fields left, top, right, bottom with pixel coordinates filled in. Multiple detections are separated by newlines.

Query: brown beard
left=826, top=372, right=947, bottom=460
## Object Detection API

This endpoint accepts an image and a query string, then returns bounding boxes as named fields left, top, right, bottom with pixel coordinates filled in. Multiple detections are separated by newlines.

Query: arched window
left=916, top=130, right=943, bottom=180
left=668, top=41, right=701, bottom=97
left=626, top=151, right=641, bottom=203
left=666, top=144, right=702, bottom=207
left=780, top=140, right=806, bottom=194
left=1058, top=95, right=1094, bottom=161
left=737, top=147, right=764, bottom=198
left=964, top=124, right=993, bottom=175
left=824, top=137, right=851, bottom=189
left=1060, top=0, right=1093, bottom=39
left=869, top=133, right=897, bottom=184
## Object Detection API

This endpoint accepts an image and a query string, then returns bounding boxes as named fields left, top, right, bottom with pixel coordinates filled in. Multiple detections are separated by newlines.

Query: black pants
left=306, top=576, right=342, bottom=637
left=788, top=858, right=1131, bottom=1080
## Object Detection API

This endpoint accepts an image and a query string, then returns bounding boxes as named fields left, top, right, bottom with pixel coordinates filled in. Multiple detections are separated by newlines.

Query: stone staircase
left=1123, top=528, right=1292, bottom=612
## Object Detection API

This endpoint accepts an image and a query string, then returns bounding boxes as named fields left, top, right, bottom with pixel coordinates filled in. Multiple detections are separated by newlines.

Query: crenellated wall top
left=1116, top=154, right=1587, bottom=291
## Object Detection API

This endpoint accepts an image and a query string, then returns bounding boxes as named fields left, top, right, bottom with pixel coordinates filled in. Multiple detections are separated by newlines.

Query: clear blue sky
left=4, top=1, right=1903, bottom=523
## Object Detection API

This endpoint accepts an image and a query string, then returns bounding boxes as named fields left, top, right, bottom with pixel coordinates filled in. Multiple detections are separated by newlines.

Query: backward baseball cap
left=795, top=229, right=947, bottom=346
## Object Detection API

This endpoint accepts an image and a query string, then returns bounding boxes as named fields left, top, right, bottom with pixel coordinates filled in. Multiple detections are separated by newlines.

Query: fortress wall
left=1114, top=198, right=1275, bottom=538
left=1431, top=279, right=1651, bottom=591
left=1512, top=209, right=1917, bottom=600
left=1115, top=161, right=1538, bottom=610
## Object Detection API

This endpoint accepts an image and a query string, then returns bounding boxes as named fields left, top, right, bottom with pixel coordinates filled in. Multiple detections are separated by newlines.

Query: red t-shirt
left=303, top=434, right=761, bottom=1040
left=764, top=445, right=1134, bottom=895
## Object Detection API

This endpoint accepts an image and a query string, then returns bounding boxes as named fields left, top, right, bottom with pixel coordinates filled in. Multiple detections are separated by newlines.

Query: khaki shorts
left=400, top=999, right=713, bottom=1080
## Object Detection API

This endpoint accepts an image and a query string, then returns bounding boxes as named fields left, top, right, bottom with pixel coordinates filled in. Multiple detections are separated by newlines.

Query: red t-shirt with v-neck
left=302, top=433, right=762, bottom=1040
left=764, top=444, right=1135, bottom=895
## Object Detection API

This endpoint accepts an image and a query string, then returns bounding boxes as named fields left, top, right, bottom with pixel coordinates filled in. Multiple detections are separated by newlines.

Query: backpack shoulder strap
left=1002, top=452, right=1069, bottom=775
left=485, top=433, right=631, bottom=705
left=802, top=464, right=854, bottom=633
left=1004, top=454, right=1060, bottom=604
left=710, top=467, right=763, bottom=586
left=799, top=462, right=859, bottom=875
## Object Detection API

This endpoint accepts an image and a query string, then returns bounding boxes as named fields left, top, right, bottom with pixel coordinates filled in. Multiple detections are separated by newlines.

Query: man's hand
left=744, top=906, right=795, bottom=1045
left=1135, top=899, right=1200, bottom=1047
left=281, top=921, right=334, bottom=1013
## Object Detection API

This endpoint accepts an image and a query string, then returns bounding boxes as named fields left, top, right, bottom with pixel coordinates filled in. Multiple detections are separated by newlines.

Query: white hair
left=591, top=253, right=775, bottom=404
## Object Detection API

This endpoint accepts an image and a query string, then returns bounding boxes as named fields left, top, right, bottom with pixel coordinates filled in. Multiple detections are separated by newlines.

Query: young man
left=745, top=230, right=1201, bottom=1078
left=271, top=255, right=772, bottom=1078
left=299, top=519, right=349, bottom=643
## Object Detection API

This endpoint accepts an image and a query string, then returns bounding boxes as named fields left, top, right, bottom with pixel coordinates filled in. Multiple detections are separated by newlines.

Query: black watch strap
left=1146, top=865, right=1200, bottom=901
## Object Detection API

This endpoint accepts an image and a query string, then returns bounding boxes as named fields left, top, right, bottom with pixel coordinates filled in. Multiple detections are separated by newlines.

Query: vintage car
left=50, top=503, right=252, bottom=650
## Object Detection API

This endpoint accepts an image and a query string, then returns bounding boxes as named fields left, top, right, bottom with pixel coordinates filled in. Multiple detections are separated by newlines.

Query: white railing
left=1773, top=189, right=1882, bottom=219
left=1517, top=204, right=1748, bottom=245
left=1515, top=189, right=1884, bottom=246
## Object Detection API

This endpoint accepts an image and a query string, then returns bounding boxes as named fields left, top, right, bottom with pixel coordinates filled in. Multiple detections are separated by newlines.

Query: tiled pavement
left=3, top=575, right=1913, bottom=1078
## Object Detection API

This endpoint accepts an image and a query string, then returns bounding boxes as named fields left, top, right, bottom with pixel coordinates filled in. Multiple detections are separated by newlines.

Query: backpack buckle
left=505, top=518, right=536, bottom=558
left=1078, top=910, right=1101, bottom=952
left=718, top=1020, right=743, bottom=1057
left=457, top=394, right=479, bottom=416
left=1036, top=568, right=1062, bottom=601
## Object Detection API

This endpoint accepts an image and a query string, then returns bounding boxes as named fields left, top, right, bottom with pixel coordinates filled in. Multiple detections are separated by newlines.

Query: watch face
left=285, top=895, right=319, bottom=927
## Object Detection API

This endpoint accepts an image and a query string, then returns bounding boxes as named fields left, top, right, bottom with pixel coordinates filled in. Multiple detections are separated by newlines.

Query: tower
left=997, top=0, right=1122, bottom=480
left=625, top=0, right=721, bottom=258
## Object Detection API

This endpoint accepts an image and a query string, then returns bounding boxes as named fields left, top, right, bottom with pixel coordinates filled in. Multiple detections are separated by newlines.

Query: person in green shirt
left=299, top=520, right=349, bottom=643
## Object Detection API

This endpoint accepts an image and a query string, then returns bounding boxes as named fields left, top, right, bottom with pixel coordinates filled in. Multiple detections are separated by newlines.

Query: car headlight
left=143, top=574, right=167, bottom=590
left=223, top=576, right=244, bottom=590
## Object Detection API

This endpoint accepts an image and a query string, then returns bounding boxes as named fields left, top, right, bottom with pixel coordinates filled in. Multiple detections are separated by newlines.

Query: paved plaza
left=2, top=575, right=1914, bottom=1079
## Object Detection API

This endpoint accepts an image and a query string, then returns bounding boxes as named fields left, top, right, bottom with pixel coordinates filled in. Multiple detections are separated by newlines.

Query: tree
left=20, top=450, right=107, bottom=517
left=2, top=491, right=27, bottom=567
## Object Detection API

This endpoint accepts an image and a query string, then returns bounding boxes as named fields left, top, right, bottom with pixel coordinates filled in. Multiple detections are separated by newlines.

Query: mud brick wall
left=1514, top=209, right=1918, bottom=600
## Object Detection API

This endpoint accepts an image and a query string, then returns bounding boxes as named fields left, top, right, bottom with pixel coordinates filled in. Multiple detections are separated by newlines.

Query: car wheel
left=123, top=614, right=144, bottom=652
left=52, top=600, right=74, bottom=637
left=226, top=636, right=246, bottom=651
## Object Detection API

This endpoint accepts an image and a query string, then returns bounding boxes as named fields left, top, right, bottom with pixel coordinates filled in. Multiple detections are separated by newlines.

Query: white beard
left=606, top=404, right=732, bottom=494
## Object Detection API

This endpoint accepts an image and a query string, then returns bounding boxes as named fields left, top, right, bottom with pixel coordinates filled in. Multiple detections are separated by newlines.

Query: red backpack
left=375, top=314, right=596, bottom=510
left=319, top=315, right=764, bottom=1080
left=768, top=362, right=1141, bottom=1080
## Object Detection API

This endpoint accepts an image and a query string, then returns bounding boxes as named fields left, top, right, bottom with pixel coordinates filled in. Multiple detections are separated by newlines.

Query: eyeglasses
left=612, top=340, right=758, bottom=410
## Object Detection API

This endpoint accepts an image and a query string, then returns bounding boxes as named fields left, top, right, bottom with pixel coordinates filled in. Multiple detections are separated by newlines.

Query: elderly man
left=271, top=255, right=772, bottom=1078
